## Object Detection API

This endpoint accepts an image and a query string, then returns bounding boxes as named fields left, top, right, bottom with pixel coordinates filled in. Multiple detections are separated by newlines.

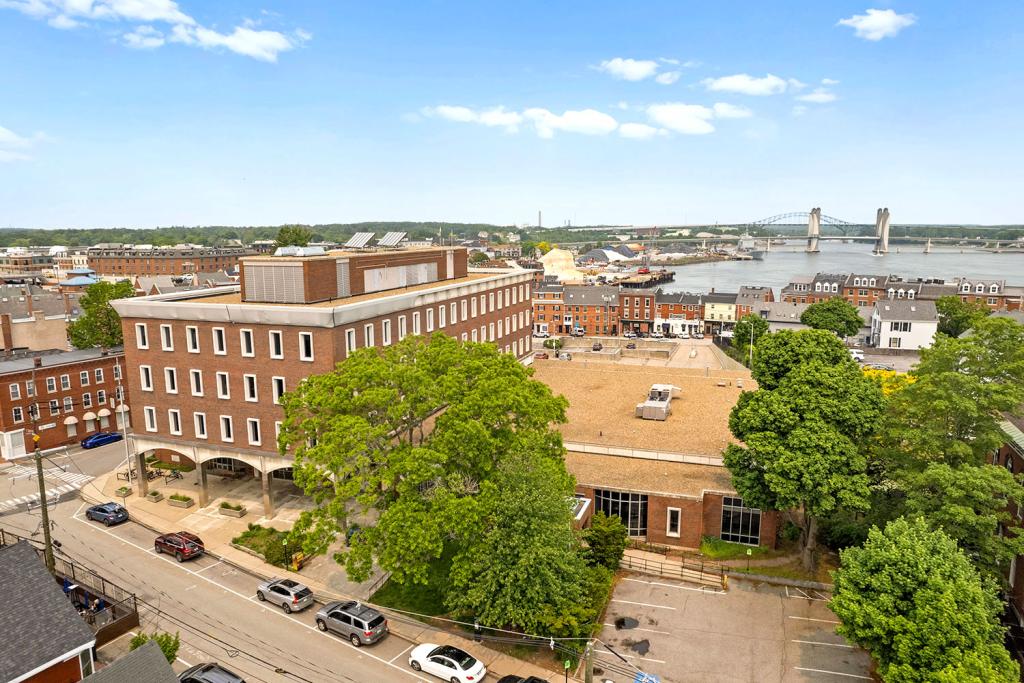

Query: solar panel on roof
left=376, top=231, right=407, bottom=248
left=344, top=232, right=375, bottom=249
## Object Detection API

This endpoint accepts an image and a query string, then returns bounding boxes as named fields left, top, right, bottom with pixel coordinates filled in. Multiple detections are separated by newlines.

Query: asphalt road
left=0, top=444, right=429, bottom=683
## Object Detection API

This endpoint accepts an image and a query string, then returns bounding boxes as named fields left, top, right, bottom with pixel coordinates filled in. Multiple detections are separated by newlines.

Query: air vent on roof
left=344, top=232, right=375, bottom=249
left=273, top=246, right=325, bottom=257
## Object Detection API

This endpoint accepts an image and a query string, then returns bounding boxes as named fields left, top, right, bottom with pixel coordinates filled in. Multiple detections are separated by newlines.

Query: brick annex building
left=87, top=245, right=254, bottom=277
left=111, top=246, right=534, bottom=515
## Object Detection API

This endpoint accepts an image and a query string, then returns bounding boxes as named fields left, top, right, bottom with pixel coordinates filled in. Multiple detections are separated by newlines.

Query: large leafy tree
left=583, top=511, right=629, bottom=570
left=67, top=280, right=135, bottom=349
left=935, top=294, right=991, bottom=338
left=800, top=297, right=865, bottom=338
left=274, top=225, right=313, bottom=247
left=731, top=314, right=769, bottom=365
left=831, top=517, right=1018, bottom=683
left=279, top=334, right=570, bottom=594
left=750, top=328, right=851, bottom=389
left=726, top=330, right=884, bottom=570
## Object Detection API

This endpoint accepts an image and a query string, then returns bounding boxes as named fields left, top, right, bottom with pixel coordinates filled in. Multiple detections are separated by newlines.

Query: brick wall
left=21, top=652, right=84, bottom=683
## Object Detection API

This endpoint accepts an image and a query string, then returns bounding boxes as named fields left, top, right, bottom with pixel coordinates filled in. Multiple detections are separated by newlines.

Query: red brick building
left=955, top=279, right=1024, bottom=311
left=0, top=348, right=130, bottom=461
left=111, top=246, right=533, bottom=516
left=87, top=245, right=253, bottom=277
left=619, top=289, right=656, bottom=334
left=531, top=284, right=621, bottom=336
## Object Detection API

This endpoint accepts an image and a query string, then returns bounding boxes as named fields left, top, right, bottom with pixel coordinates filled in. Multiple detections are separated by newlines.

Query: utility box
left=634, top=384, right=680, bottom=421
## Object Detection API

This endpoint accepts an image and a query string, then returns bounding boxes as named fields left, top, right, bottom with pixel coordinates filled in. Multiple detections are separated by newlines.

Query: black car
left=179, top=663, right=245, bottom=683
left=85, top=502, right=128, bottom=526
left=497, top=677, right=549, bottom=683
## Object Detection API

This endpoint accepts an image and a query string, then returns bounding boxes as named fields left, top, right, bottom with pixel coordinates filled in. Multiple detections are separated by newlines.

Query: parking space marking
left=789, top=586, right=829, bottom=601
left=193, top=560, right=224, bottom=574
left=389, top=645, right=413, bottom=664
left=788, top=616, right=840, bottom=624
left=621, top=577, right=725, bottom=594
left=70, top=512, right=430, bottom=682
left=611, top=599, right=676, bottom=610
left=595, top=650, right=667, bottom=664
left=792, top=640, right=854, bottom=649
left=603, top=623, right=671, bottom=636
left=794, top=667, right=871, bottom=680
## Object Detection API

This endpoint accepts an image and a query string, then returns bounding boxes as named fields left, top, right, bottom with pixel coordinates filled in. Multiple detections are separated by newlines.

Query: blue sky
left=1, top=1, right=1022, bottom=228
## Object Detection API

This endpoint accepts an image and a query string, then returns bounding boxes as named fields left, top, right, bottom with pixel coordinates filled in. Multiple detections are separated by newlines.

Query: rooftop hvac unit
left=635, top=384, right=681, bottom=421
left=272, top=246, right=326, bottom=258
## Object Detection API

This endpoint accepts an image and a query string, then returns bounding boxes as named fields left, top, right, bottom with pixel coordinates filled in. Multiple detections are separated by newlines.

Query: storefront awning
left=96, top=408, right=111, bottom=417
left=114, top=404, right=130, bottom=413
left=62, top=416, right=79, bottom=425
left=82, top=412, right=97, bottom=421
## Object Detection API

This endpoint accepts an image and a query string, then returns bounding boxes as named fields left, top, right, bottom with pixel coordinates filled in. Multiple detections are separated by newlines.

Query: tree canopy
left=935, top=295, right=991, bottom=338
left=831, top=517, right=1018, bottom=683
left=731, top=314, right=769, bottom=364
left=750, top=328, right=852, bottom=389
left=67, top=280, right=135, bottom=349
left=800, top=297, right=865, bottom=338
left=275, top=225, right=313, bottom=247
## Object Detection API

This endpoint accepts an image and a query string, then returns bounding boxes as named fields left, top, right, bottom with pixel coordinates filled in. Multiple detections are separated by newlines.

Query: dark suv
left=315, top=600, right=389, bottom=646
left=178, top=663, right=245, bottom=683
left=155, top=531, right=205, bottom=562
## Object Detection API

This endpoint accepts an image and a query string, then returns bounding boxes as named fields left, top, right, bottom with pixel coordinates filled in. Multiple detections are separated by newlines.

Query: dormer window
left=854, top=278, right=861, bottom=286
left=961, top=283, right=971, bottom=293
left=869, top=278, right=876, bottom=287
left=990, top=284, right=999, bottom=294
left=888, top=288, right=895, bottom=298
left=907, top=290, right=915, bottom=300
left=976, top=284, right=985, bottom=294
left=832, top=283, right=839, bottom=293
left=815, top=282, right=822, bottom=292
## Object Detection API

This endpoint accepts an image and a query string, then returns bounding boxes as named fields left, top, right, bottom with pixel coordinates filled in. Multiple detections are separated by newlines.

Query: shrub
left=219, top=501, right=244, bottom=511
left=781, top=521, right=802, bottom=543
left=263, top=538, right=290, bottom=567
left=543, top=338, right=563, bottom=350
left=130, top=631, right=180, bottom=664
left=169, top=493, right=192, bottom=502
left=584, top=512, right=628, bottom=569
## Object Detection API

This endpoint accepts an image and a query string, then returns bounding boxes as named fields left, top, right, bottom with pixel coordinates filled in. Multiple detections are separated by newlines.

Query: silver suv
left=315, top=600, right=389, bottom=646
left=255, top=578, right=314, bottom=613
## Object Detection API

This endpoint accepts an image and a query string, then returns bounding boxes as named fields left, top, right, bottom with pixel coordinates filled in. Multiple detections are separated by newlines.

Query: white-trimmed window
left=244, top=374, right=258, bottom=402
left=382, top=319, right=392, bottom=346
left=489, top=292, right=495, bottom=312
left=667, top=508, right=681, bottom=538
left=497, top=290, right=503, bottom=309
left=168, top=409, right=182, bottom=435
left=48, top=399, right=59, bottom=417
left=240, top=329, right=255, bottom=357
left=471, top=297, right=477, bottom=318
left=60, top=374, right=71, bottom=390
left=364, top=323, right=375, bottom=347
left=461, top=332, right=468, bottom=342
left=160, top=324, right=173, bottom=351
left=413, top=312, right=421, bottom=334
left=299, top=332, right=314, bottom=361
left=272, top=377, right=286, bottom=404
left=247, top=418, right=262, bottom=446
left=398, top=316, right=407, bottom=340
left=60, top=395, right=71, bottom=412
left=190, top=369, right=203, bottom=396
left=80, top=370, right=89, bottom=386
left=135, top=323, right=149, bottom=349
left=140, top=366, right=153, bottom=391
left=438, top=305, right=446, bottom=329
left=450, top=302, right=457, bottom=325
left=479, top=294, right=486, bottom=315
left=46, top=377, right=57, bottom=393
left=275, top=421, right=282, bottom=440
left=97, top=389, right=106, bottom=405
left=164, top=367, right=178, bottom=394
left=489, top=323, right=495, bottom=341
left=480, top=325, right=485, bottom=340
left=269, top=330, right=283, bottom=359
left=461, top=299, right=468, bottom=320
left=12, top=407, right=23, bottom=423
left=345, top=328, right=357, bottom=356
left=94, top=368, right=104, bottom=383
left=212, top=327, right=227, bottom=355
left=144, top=406, right=157, bottom=432
left=216, top=372, right=230, bottom=399
left=426, top=309, right=435, bottom=332
left=8, top=383, right=19, bottom=400
left=472, top=329, right=478, bottom=342
left=194, top=412, right=207, bottom=439
left=82, top=393, right=92, bottom=409
left=498, top=320, right=504, bottom=338
left=113, top=364, right=122, bottom=381
left=220, top=415, right=234, bottom=442
left=186, top=325, right=200, bottom=353
left=25, top=380, right=34, bottom=398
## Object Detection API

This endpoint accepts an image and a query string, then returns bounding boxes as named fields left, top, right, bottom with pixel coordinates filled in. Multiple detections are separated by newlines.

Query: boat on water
left=749, top=250, right=765, bottom=261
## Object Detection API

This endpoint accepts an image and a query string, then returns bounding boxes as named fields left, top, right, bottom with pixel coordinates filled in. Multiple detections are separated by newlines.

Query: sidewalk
left=81, top=469, right=577, bottom=683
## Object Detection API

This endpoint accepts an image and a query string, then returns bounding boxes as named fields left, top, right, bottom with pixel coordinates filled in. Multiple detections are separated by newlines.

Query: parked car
left=178, top=663, right=245, bottom=683
left=558, top=352, right=572, bottom=361
left=849, top=348, right=865, bottom=362
left=651, top=330, right=665, bottom=339
left=315, top=600, right=389, bottom=646
left=532, top=331, right=550, bottom=338
left=865, top=362, right=896, bottom=371
left=85, top=502, right=128, bottom=526
left=256, top=578, right=314, bottom=613
left=591, top=342, right=603, bottom=351
left=154, top=531, right=205, bottom=562
left=694, top=332, right=705, bottom=339
left=533, top=351, right=549, bottom=360
left=623, top=330, right=637, bottom=339
left=80, top=431, right=123, bottom=449
left=409, top=644, right=487, bottom=683
left=571, top=329, right=585, bottom=337
left=498, top=676, right=548, bottom=683
left=626, top=342, right=637, bottom=350
left=679, top=331, right=690, bottom=339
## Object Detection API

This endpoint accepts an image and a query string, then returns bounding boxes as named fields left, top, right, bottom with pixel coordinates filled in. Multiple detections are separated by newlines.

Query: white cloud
left=615, top=101, right=630, bottom=111
left=1, top=0, right=309, bottom=61
left=0, top=124, right=47, bottom=162
left=659, top=57, right=679, bottom=65
left=421, top=105, right=523, bottom=132
left=787, top=78, right=807, bottom=91
left=597, top=57, right=659, bottom=81
left=838, top=8, right=916, bottom=41
left=645, top=103, right=715, bottom=135
left=524, top=108, right=618, bottom=138
left=423, top=105, right=476, bottom=123
left=475, top=107, right=523, bottom=132
left=822, top=78, right=840, bottom=85
left=654, top=71, right=681, bottom=85
left=702, top=73, right=790, bottom=96
left=712, top=102, right=753, bottom=119
left=123, top=24, right=164, bottom=48
left=796, top=88, right=837, bottom=104
left=618, top=123, right=662, bottom=140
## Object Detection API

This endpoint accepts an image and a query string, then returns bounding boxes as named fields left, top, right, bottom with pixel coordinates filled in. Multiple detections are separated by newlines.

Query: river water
left=660, top=242, right=1024, bottom=294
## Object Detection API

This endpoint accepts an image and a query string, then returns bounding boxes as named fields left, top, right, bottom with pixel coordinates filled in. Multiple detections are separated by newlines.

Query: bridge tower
left=873, top=208, right=890, bottom=254
left=806, top=207, right=822, bottom=253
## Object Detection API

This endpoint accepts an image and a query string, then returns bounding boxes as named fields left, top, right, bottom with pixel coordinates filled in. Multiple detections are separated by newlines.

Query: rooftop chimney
left=33, top=357, right=42, bottom=367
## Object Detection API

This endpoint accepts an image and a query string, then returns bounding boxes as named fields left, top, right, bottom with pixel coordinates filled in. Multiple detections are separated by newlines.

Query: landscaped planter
left=168, top=496, right=194, bottom=509
left=219, top=505, right=247, bottom=518
left=145, top=491, right=164, bottom=503
left=115, top=486, right=132, bottom=497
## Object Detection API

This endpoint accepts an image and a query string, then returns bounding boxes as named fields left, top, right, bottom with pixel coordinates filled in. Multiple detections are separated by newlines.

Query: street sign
left=37, top=423, right=56, bottom=431
left=564, top=660, right=571, bottom=669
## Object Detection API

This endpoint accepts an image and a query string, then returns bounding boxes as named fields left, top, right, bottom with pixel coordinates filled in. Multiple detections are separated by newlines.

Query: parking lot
left=597, top=574, right=873, bottom=683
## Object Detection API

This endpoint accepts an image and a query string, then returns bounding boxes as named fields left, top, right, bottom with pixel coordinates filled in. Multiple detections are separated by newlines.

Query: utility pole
left=29, top=365, right=55, bottom=571
left=584, top=640, right=594, bottom=683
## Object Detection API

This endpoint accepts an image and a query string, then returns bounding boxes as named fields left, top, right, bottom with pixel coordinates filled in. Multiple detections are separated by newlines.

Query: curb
left=727, top=570, right=832, bottom=592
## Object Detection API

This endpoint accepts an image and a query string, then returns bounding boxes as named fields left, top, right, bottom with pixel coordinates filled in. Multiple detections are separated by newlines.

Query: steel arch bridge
left=742, top=212, right=865, bottom=235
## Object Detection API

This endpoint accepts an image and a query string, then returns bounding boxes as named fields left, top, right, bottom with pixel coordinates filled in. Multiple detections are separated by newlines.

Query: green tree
left=66, top=280, right=135, bottom=349
left=274, top=225, right=313, bottom=247
left=129, top=631, right=181, bottom=664
left=935, top=295, right=991, bottom=337
left=800, top=298, right=864, bottom=338
left=751, top=328, right=853, bottom=389
left=469, top=251, right=489, bottom=264
left=726, top=352, right=885, bottom=570
left=583, top=511, right=629, bottom=570
left=831, top=517, right=1018, bottom=683
left=731, top=314, right=769, bottom=366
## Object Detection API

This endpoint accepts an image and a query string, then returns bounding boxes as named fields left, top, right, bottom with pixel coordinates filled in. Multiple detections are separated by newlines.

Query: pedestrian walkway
left=0, top=465, right=94, bottom=513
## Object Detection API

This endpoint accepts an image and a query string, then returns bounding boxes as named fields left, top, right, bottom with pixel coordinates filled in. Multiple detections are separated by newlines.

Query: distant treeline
left=0, top=222, right=517, bottom=248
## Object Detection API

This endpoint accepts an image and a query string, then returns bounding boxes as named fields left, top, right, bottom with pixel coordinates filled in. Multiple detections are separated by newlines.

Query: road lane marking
left=794, top=667, right=871, bottom=679
left=603, top=623, right=671, bottom=635
left=176, top=656, right=193, bottom=667
left=389, top=645, right=413, bottom=663
left=70, top=512, right=430, bottom=682
left=194, top=560, right=224, bottom=574
left=789, top=616, right=840, bottom=624
left=792, top=640, right=855, bottom=649
left=611, top=599, right=676, bottom=610
left=622, top=577, right=725, bottom=594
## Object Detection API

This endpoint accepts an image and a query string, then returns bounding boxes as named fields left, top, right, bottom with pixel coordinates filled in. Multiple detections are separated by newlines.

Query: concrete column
left=261, top=467, right=274, bottom=519
left=133, top=450, right=149, bottom=496
left=197, top=462, right=209, bottom=507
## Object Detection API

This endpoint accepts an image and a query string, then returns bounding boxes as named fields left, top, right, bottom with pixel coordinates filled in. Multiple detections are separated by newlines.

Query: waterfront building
left=654, top=291, right=703, bottom=336
left=735, top=285, right=775, bottom=318
left=702, top=292, right=739, bottom=334
left=619, top=289, right=656, bottom=335
left=869, top=299, right=939, bottom=351
left=87, top=245, right=254, bottom=277
left=955, top=279, right=1024, bottom=311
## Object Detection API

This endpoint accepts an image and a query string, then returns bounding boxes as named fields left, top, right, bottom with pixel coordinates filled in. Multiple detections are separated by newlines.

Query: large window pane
left=595, top=489, right=648, bottom=537
left=721, top=497, right=761, bottom=545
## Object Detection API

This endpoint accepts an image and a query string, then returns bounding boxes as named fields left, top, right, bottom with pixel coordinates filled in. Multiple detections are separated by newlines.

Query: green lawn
left=372, top=552, right=452, bottom=617
left=700, top=536, right=777, bottom=561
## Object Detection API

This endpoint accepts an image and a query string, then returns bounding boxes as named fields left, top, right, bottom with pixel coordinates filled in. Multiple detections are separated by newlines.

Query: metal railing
left=620, top=548, right=726, bottom=590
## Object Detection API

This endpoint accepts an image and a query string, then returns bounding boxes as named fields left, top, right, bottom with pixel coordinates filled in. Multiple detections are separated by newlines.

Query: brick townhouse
left=110, top=246, right=534, bottom=516
left=0, top=348, right=130, bottom=461
left=735, top=285, right=775, bottom=318
left=88, top=245, right=254, bottom=277
left=653, top=291, right=703, bottom=336
left=619, top=289, right=656, bottom=335
left=532, top=284, right=620, bottom=336
left=955, top=279, right=1024, bottom=311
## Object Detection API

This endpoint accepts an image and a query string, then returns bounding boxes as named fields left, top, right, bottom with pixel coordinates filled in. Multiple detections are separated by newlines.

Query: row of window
left=962, top=283, right=1000, bottom=294
left=8, top=366, right=117, bottom=400
left=139, top=367, right=286, bottom=403
left=137, top=324, right=316, bottom=361
left=10, top=387, right=124, bottom=423
left=143, top=407, right=273, bottom=447
left=344, top=311, right=530, bottom=355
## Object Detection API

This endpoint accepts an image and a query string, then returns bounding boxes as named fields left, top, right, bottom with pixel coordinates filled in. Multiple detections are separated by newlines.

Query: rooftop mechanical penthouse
left=111, top=246, right=535, bottom=517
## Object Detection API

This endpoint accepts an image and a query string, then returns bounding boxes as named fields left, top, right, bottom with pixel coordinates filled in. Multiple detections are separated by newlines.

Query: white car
left=532, top=331, right=549, bottom=338
left=849, top=348, right=865, bottom=362
left=651, top=331, right=665, bottom=339
left=409, top=644, right=487, bottom=683
left=679, top=331, right=690, bottom=339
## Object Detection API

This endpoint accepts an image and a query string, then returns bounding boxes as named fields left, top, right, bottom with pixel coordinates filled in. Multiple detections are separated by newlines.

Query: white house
left=870, top=299, right=939, bottom=351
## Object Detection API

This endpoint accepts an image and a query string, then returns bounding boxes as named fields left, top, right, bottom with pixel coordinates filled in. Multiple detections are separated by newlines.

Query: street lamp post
left=29, top=365, right=55, bottom=571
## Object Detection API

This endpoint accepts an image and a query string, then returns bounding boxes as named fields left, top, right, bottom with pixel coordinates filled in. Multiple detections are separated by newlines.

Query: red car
left=154, top=531, right=205, bottom=562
